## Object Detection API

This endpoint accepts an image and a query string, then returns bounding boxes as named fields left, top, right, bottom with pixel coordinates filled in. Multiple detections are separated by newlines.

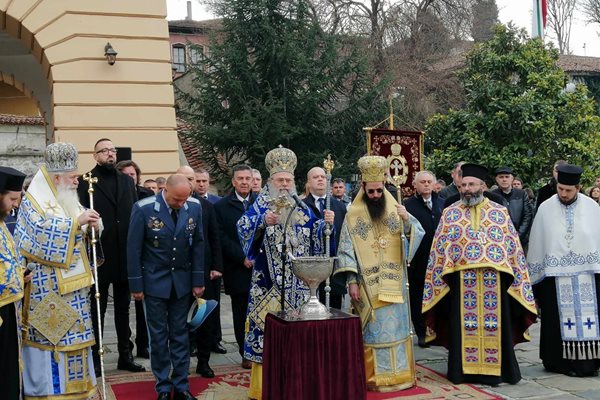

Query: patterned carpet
left=105, top=364, right=500, bottom=400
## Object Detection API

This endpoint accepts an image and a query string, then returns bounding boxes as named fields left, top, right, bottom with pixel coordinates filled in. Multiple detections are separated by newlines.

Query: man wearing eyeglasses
left=77, top=138, right=145, bottom=375
left=334, top=155, right=425, bottom=392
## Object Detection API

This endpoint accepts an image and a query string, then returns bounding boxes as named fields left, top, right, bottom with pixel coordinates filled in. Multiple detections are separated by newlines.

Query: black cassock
left=428, top=272, right=533, bottom=385
left=0, top=303, right=20, bottom=400
left=534, top=276, right=600, bottom=377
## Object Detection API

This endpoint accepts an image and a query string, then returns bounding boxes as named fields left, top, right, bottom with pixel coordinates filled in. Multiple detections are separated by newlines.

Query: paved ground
left=100, top=293, right=600, bottom=399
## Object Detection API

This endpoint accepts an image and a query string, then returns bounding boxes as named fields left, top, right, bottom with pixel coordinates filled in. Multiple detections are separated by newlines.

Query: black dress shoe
left=173, top=391, right=196, bottom=400
left=211, top=342, right=227, bottom=354
left=196, top=361, right=215, bottom=378
left=157, top=392, right=170, bottom=400
left=117, top=352, right=146, bottom=372
left=137, top=348, right=150, bottom=359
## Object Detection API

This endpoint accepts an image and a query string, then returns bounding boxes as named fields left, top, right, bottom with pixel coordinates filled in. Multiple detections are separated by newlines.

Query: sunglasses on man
left=367, top=188, right=383, bottom=194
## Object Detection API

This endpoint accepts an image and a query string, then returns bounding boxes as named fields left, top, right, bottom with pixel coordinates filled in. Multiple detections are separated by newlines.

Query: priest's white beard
left=56, top=181, right=81, bottom=219
left=267, top=183, right=298, bottom=227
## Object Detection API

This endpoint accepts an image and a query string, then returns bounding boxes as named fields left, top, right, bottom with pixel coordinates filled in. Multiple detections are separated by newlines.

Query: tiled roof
left=0, top=113, right=44, bottom=125
left=168, top=18, right=222, bottom=33
left=177, top=118, right=206, bottom=171
left=429, top=45, right=600, bottom=75
left=557, top=55, right=600, bottom=74
left=176, top=118, right=227, bottom=174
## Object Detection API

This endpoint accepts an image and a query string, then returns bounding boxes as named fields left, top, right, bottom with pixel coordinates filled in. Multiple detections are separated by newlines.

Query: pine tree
left=471, top=0, right=499, bottom=43
left=180, top=0, right=387, bottom=183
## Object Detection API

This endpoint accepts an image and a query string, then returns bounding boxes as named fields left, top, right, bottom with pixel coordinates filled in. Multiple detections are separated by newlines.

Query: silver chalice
left=291, top=256, right=336, bottom=319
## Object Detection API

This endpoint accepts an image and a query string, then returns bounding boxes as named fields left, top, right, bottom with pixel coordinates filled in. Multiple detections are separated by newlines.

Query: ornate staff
left=392, top=175, right=414, bottom=340
left=82, top=172, right=107, bottom=399
left=323, top=154, right=334, bottom=309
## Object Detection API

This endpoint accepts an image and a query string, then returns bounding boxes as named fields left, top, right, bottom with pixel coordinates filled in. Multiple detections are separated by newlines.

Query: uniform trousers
left=145, top=288, right=191, bottom=394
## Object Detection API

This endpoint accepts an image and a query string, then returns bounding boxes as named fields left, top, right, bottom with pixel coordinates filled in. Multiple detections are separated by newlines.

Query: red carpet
left=105, top=364, right=500, bottom=400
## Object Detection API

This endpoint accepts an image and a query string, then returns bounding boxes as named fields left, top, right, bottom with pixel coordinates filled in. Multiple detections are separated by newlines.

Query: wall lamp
left=104, top=42, right=118, bottom=66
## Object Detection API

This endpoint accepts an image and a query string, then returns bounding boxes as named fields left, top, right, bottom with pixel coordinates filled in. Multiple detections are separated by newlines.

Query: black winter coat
left=77, top=164, right=137, bottom=284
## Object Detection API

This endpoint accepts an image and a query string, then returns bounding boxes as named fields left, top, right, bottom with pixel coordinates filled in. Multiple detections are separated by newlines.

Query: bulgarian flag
left=532, top=0, right=547, bottom=39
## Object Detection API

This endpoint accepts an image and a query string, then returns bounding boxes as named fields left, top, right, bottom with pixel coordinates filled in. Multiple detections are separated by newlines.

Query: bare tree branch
left=546, top=0, right=576, bottom=54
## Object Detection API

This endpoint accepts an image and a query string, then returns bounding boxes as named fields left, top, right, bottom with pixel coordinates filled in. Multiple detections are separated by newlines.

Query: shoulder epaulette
left=137, top=196, right=156, bottom=207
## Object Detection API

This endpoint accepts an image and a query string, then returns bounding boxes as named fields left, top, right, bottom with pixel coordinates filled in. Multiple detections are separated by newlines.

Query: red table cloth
left=262, top=309, right=367, bottom=400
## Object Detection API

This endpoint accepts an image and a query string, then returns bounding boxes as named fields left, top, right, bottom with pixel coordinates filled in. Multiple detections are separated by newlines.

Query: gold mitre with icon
left=358, top=155, right=387, bottom=182
left=265, top=145, right=297, bottom=177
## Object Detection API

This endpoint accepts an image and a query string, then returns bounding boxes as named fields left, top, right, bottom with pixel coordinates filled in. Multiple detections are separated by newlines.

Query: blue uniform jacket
left=127, top=192, right=205, bottom=299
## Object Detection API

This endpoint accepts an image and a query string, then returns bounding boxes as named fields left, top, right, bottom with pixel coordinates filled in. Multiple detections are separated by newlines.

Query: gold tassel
left=370, top=310, right=376, bottom=322
left=563, top=342, right=567, bottom=359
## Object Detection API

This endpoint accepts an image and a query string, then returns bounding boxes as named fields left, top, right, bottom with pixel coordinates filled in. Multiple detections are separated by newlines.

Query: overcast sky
left=167, top=0, right=600, bottom=57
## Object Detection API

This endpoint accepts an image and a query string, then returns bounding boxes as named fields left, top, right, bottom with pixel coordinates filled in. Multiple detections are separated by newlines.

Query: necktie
left=242, top=199, right=249, bottom=210
left=171, top=208, right=178, bottom=225
left=318, top=198, right=325, bottom=216
left=426, top=199, right=432, bottom=210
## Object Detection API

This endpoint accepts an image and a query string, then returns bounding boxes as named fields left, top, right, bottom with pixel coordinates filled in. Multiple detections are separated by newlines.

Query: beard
left=267, top=182, right=299, bottom=225
left=362, top=193, right=386, bottom=222
left=460, top=189, right=484, bottom=207
left=559, top=194, right=578, bottom=206
left=56, top=181, right=81, bottom=219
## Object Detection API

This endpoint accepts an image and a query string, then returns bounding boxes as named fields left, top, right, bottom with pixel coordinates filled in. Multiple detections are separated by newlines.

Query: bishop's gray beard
left=267, top=183, right=299, bottom=225
left=460, top=189, right=484, bottom=207
left=56, top=182, right=82, bottom=219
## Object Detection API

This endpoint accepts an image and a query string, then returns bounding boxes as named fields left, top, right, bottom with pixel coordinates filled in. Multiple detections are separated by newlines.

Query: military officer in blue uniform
left=127, top=174, right=205, bottom=400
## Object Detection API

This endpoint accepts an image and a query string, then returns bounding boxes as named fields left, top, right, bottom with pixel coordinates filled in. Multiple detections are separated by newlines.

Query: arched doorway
left=0, top=1, right=179, bottom=176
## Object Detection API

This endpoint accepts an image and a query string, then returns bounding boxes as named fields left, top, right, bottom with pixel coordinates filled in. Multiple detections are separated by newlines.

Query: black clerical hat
left=461, top=163, right=489, bottom=181
left=494, top=166, right=513, bottom=176
left=0, top=166, right=26, bottom=192
left=556, top=164, right=583, bottom=185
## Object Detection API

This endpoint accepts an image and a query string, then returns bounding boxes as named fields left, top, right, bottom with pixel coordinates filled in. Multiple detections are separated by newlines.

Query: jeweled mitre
left=358, top=155, right=386, bottom=182
left=45, top=142, right=78, bottom=173
left=265, top=145, right=297, bottom=177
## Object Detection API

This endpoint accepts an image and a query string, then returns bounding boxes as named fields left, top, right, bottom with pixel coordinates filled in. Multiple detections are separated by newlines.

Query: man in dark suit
left=128, top=174, right=205, bottom=400
left=491, top=166, right=533, bottom=245
left=213, top=164, right=255, bottom=369
left=304, top=167, right=347, bottom=309
left=175, top=166, right=224, bottom=377
left=77, top=138, right=144, bottom=373
left=195, top=168, right=221, bottom=204
left=116, top=159, right=154, bottom=358
left=404, top=171, right=444, bottom=347
left=438, top=161, right=464, bottom=199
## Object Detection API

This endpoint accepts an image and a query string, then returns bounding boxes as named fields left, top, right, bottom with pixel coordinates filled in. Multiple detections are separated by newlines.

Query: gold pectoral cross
left=371, top=235, right=390, bottom=253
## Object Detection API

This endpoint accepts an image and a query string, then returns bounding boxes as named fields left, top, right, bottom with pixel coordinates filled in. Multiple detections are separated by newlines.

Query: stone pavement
left=100, top=293, right=600, bottom=399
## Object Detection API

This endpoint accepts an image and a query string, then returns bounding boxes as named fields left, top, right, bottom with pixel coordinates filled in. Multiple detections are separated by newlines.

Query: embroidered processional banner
left=366, top=129, right=423, bottom=198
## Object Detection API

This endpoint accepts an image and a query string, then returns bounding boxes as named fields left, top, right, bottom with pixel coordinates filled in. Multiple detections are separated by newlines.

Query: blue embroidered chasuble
left=237, top=192, right=328, bottom=363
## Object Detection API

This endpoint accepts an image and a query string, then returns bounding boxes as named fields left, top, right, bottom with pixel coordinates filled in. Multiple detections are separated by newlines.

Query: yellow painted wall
left=0, top=0, right=179, bottom=176
left=0, top=82, right=39, bottom=115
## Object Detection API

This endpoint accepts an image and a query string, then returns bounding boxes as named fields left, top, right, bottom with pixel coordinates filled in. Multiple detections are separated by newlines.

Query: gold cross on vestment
left=44, top=201, right=60, bottom=214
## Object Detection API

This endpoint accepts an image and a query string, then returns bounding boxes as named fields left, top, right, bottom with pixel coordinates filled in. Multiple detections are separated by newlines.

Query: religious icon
left=386, top=143, right=408, bottom=186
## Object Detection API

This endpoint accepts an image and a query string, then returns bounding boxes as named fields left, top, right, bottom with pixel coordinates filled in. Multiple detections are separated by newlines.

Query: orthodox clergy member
left=237, top=146, right=334, bottom=399
left=528, top=164, right=600, bottom=377
left=334, top=155, right=424, bottom=392
left=16, top=143, right=101, bottom=399
left=0, top=166, right=26, bottom=400
left=422, top=163, right=537, bottom=385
